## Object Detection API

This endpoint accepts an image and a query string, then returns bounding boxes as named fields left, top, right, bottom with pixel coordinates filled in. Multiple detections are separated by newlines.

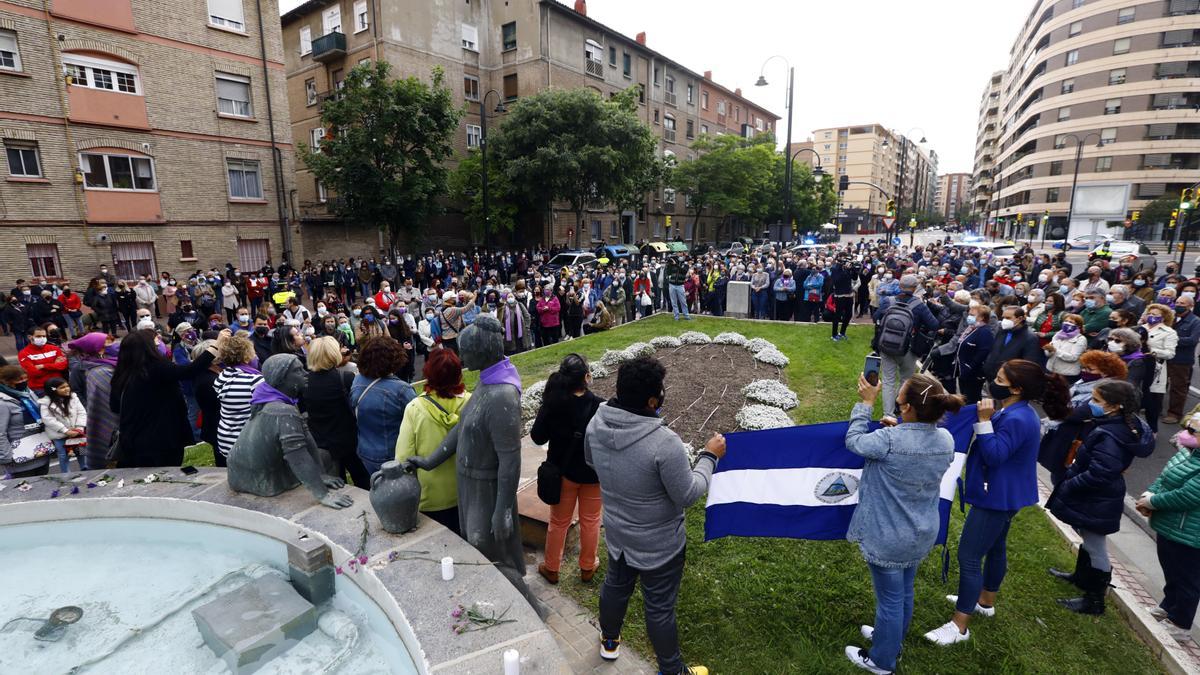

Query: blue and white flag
left=705, top=405, right=977, bottom=543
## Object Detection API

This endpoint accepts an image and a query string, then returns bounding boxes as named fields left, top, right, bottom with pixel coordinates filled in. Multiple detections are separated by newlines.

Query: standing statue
left=405, top=316, right=540, bottom=612
left=228, top=354, right=354, bottom=509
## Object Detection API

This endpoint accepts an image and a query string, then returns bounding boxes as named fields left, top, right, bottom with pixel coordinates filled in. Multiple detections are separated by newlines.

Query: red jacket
left=373, top=290, right=396, bottom=311
left=536, top=295, right=561, bottom=328
left=60, top=291, right=82, bottom=313
left=633, top=277, right=651, bottom=296
left=18, top=342, right=68, bottom=392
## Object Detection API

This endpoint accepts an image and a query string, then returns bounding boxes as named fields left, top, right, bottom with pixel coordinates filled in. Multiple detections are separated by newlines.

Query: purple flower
left=86, top=482, right=97, bottom=489
left=70, top=486, right=79, bottom=495
left=358, top=554, right=368, bottom=565
left=451, top=607, right=464, bottom=619
left=335, top=566, right=344, bottom=575
left=388, top=551, right=400, bottom=562
left=50, top=489, right=59, bottom=498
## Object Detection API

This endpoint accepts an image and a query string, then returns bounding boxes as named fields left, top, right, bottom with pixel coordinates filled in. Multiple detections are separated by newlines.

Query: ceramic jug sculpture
left=371, top=461, right=421, bottom=533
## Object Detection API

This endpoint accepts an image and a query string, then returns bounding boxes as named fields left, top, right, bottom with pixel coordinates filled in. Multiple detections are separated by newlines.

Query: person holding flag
left=843, top=372, right=962, bottom=674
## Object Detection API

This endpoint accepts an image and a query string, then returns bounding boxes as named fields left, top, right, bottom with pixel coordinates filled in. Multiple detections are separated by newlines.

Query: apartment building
left=935, top=172, right=972, bottom=221
left=0, top=0, right=294, bottom=284
left=978, top=0, right=1200, bottom=240
left=807, top=124, right=937, bottom=233
left=970, top=71, right=1005, bottom=219
left=281, top=0, right=778, bottom=252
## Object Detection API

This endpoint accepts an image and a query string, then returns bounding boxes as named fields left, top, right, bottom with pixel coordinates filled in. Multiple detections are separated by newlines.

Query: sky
left=279, top=0, right=1037, bottom=173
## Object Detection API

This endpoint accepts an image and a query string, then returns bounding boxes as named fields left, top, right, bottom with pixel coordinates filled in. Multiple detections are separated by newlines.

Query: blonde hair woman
left=304, top=336, right=367, bottom=486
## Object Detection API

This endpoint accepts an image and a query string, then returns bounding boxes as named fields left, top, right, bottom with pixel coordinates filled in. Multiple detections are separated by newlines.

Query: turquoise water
left=0, top=518, right=416, bottom=674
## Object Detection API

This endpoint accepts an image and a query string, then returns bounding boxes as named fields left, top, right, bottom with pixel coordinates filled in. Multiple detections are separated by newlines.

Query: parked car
left=691, top=243, right=713, bottom=256
left=1053, top=234, right=1110, bottom=250
left=594, top=244, right=634, bottom=261
left=541, top=251, right=598, bottom=275
left=1091, top=241, right=1157, bottom=274
left=950, top=241, right=1017, bottom=265
left=716, top=241, right=746, bottom=256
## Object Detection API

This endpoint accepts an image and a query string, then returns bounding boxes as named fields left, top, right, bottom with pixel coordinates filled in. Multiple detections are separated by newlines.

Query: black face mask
left=989, top=383, right=1012, bottom=400
left=254, top=326, right=268, bottom=337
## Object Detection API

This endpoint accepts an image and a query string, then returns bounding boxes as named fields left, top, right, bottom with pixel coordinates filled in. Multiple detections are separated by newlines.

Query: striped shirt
left=214, top=368, right=263, bottom=457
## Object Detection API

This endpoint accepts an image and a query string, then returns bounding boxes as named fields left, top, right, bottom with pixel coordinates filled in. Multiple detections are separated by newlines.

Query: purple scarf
left=504, top=305, right=524, bottom=342
left=250, top=380, right=298, bottom=406
left=235, top=364, right=261, bottom=376
left=480, top=357, right=522, bottom=395
left=1121, top=350, right=1145, bottom=362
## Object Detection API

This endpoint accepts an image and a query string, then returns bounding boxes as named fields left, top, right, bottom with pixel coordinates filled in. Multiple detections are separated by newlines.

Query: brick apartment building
left=0, top=0, right=294, bottom=286
left=281, top=0, right=778, bottom=253
left=934, top=172, right=971, bottom=222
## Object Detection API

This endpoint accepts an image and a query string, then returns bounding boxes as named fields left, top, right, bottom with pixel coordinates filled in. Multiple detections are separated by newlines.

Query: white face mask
left=1108, top=341, right=1124, bottom=354
left=31, top=337, right=47, bottom=347
left=1000, top=318, right=1016, bottom=331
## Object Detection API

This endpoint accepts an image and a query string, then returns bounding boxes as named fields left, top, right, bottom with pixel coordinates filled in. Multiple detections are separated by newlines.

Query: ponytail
left=1000, top=359, right=1071, bottom=420
left=543, top=353, right=589, bottom=410
left=904, top=373, right=965, bottom=423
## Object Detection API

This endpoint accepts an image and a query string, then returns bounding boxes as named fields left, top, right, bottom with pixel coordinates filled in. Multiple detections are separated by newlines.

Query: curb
left=1039, top=479, right=1200, bottom=675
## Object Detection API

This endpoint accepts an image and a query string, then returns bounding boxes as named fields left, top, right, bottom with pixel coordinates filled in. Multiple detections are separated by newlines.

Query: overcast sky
left=279, top=0, right=1036, bottom=173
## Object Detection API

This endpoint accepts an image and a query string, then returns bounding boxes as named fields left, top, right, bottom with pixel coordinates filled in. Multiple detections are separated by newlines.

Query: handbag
left=537, top=460, right=562, bottom=505
left=11, top=430, right=54, bottom=464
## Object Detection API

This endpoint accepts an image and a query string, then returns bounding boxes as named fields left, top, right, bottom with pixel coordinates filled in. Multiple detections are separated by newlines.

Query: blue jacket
left=845, top=403, right=955, bottom=568
left=963, top=401, right=1041, bottom=511
left=1171, top=310, right=1200, bottom=365
left=349, top=374, right=415, bottom=466
left=955, top=324, right=995, bottom=381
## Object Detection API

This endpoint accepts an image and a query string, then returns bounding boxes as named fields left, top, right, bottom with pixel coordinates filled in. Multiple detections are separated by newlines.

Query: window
left=495, top=21, right=515, bottom=51
left=215, top=72, right=252, bottom=117
left=180, top=240, right=194, bottom=259
left=5, top=141, right=40, bottom=177
left=0, top=29, right=21, bottom=71
left=1117, top=7, right=1135, bottom=24
left=700, top=124, right=708, bottom=135
left=701, top=91, right=709, bottom=109
left=1069, top=21, right=1082, bottom=36
left=461, top=24, right=478, bottom=51
left=27, top=244, right=60, bottom=278
left=227, top=159, right=263, bottom=200
left=608, top=46, right=616, bottom=66
left=1109, top=68, right=1126, bottom=85
left=503, top=73, right=518, bottom=101
left=591, top=219, right=602, bottom=241
left=463, top=74, right=480, bottom=102
left=1073, top=0, right=1085, bottom=8
left=305, top=78, right=317, bottom=106
left=299, top=26, right=312, bottom=56
left=585, top=40, right=603, bottom=76
left=1104, top=98, right=1122, bottom=114
left=1058, top=106, right=1071, bottom=121
left=1095, top=156, right=1113, bottom=172
left=622, top=52, right=631, bottom=78
left=354, top=1, right=369, bottom=33
left=466, top=124, right=482, bottom=149
left=322, top=6, right=341, bottom=34
left=316, top=180, right=328, bottom=203
left=1113, top=38, right=1131, bottom=54
left=332, top=68, right=344, bottom=90
left=310, top=127, right=325, bottom=153
left=686, top=119, right=694, bottom=139
left=1047, top=187, right=1060, bottom=202
left=207, top=0, right=245, bottom=31
left=62, top=54, right=140, bottom=94
left=1061, top=78, right=1075, bottom=94
left=81, top=153, right=156, bottom=191
left=653, top=108, right=659, bottom=124
left=653, top=66, right=661, bottom=86
left=717, top=100, right=726, bottom=115
left=1054, top=134, right=1068, bottom=149
left=1066, top=49, right=1079, bottom=66
left=111, top=242, right=156, bottom=280
left=1050, top=160, right=1064, bottom=176
left=237, top=239, right=270, bottom=272
left=663, top=114, right=676, bottom=142
left=686, top=83, right=694, bottom=104
left=1100, top=127, right=1117, bottom=145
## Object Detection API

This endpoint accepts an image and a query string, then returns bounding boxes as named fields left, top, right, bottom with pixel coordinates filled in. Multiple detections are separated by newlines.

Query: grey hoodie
left=585, top=402, right=716, bottom=569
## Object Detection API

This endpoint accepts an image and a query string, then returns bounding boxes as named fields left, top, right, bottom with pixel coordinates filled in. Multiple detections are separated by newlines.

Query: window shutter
left=1144, top=153, right=1171, bottom=167
left=299, top=27, right=312, bottom=54
left=0, top=31, right=16, bottom=53
left=1147, top=122, right=1177, bottom=138
left=1170, top=0, right=1200, bottom=13
left=208, top=0, right=244, bottom=21
left=216, top=75, right=249, bottom=102
left=1163, top=29, right=1194, bottom=46
left=1158, top=61, right=1188, bottom=77
left=1139, top=183, right=1167, bottom=197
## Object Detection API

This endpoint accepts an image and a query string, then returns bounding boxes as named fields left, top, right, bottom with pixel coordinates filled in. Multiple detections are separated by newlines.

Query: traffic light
left=886, top=200, right=896, bottom=217
left=838, top=175, right=849, bottom=192
left=1042, top=210, right=1050, bottom=225
left=665, top=215, right=672, bottom=230
left=1131, top=210, right=1141, bottom=222
left=1182, top=188, right=1195, bottom=211
left=909, top=216, right=917, bottom=229
left=1170, top=210, right=1179, bottom=229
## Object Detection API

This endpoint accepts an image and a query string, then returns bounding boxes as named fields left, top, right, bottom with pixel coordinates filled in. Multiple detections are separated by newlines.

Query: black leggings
left=832, top=296, right=853, bottom=337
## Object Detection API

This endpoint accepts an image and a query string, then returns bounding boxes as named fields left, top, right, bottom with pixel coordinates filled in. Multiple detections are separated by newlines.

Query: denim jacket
left=845, top=403, right=955, bottom=568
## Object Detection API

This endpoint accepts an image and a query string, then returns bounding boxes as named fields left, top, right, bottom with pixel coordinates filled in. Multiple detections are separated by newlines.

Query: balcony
left=585, top=58, right=604, bottom=78
left=312, top=31, right=346, bottom=63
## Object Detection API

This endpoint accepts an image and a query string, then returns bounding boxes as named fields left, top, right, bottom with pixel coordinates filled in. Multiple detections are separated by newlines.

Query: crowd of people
left=0, top=237, right=1197, bottom=675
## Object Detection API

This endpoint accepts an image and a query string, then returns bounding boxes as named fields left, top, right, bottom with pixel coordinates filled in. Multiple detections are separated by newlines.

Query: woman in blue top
left=843, top=372, right=961, bottom=674
left=925, top=359, right=1070, bottom=646
left=349, top=336, right=416, bottom=476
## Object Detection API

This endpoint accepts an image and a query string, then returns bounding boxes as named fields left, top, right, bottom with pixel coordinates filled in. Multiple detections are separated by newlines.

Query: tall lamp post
left=789, top=147, right=826, bottom=236
left=1062, top=132, right=1105, bottom=244
left=756, top=56, right=794, bottom=236
left=478, top=89, right=507, bottom=251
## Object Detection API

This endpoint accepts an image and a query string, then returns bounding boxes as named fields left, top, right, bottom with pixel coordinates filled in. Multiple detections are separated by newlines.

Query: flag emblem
left=815, top=472, right=858, bottom=504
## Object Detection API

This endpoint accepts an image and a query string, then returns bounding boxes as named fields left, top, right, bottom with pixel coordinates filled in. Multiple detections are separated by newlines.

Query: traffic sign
left=882, top=217, right=896, bottom=229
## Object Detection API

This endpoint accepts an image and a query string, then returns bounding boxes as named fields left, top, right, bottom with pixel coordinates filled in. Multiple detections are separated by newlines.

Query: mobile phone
left=864, top=354, right=882, bottom=387
left=180, top=465, right=198, bottom=475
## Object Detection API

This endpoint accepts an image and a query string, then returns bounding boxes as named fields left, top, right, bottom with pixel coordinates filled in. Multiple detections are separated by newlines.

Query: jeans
left=669, top=284, right=689, bottom=320
left=832, top=296, right=853, bottom=337
left=752, top=289, right=769, bottom=319
left=868, top=563, right=917, bottom=671
left=52, top=438, right=81, bottom=473
left=955, top=506, right=1018, bottom=614
left=600, top=548, right=687, bottom=674
left=1158, top=535, right=1200, bottom=630
left=64, top=312, right=84, bottom=338
left=14, top=332, right=28, bottom=351
left=881, top=352, right=918, bottom=416
left=543, top=479, right=602, bottom=573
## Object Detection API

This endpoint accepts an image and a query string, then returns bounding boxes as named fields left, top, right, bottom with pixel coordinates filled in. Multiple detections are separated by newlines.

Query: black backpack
left=876, top=298, right=918, bottom=357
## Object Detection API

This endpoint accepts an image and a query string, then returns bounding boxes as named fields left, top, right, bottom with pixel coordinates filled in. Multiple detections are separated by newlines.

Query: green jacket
left=1080, top=305, right=1112, bottom=335
left=1149, top=447, right=1200, bottom=548
left=395, top=391, right=471, bottom=512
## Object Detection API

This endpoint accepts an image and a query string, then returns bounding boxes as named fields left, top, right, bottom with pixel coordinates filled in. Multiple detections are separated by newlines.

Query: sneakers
left=1163, top=621, right=1195, bottom=644
left=924, top=620, right=970, bottom=645
left=861, top=625, right=874, bottom=641
left=843, top=646, right=893, bottom=674
left=599, top=637, right=620, bottom=661
left=945, top=594, right=995, bottom=617
left=1150, top=606, right=1169, bottom=621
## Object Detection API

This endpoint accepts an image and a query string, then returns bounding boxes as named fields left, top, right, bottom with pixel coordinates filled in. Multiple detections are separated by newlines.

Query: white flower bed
left=599, top=349, right=632, bottom=368
left=681, top=442, right=699, bottom=463
left=523, top=418, right=536, bottom=437
left=679, top=331, right=712, bottom=345
left=742, top=380, right=799, bottom=410
left=624, top=342, right=656, bottom=358
left=754, top=347, right=790, bottom=368
left=650, top=336, right=683, bottom=349
left=521, top=380, right=546, bottom=422
left=589, top=362, right=610, bottom=379
left=713, top=332, right=748, bottom=346
left=744, top=337, right=774, bottom=354
left=736, top=404, right=794, bottom=431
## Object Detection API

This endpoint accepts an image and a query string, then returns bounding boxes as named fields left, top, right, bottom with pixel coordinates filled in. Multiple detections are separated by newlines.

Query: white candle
left=503, top=649, right=519, bottom=675
left=441, top=556, right=454, bottom=581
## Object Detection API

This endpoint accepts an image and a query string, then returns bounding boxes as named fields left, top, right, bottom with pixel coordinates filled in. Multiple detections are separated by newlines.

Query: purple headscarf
left=250, top=380, right=298, bottom=406
left=479, top=357, right=522, bottom=395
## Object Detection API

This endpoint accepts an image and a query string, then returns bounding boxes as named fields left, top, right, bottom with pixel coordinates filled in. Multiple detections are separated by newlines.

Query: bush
left=754, top=347, right=790, bottom=368
left=624, top=342, right=656, bottom=358
left=650, top=335, right=683, bottom=349
left=521, top=380, right=546, bottom=422
left=744, top=337, right=774, bottom=354
left=742, top=380, right=799, bottom=410
left=735, top=404, right=794, bottom=430
left=680, top=331, right=712, bottom=345
left=713, top=332, right=748, bottom=346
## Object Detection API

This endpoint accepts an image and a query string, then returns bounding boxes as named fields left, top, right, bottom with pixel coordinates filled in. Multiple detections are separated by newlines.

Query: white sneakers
left=1161, top=620, right=1196, bottom=644
left=924, top=621, right=971, bottom=646
left=860, top=625, right=874, bottom=641
left=1149, top=606, right=1169, bottom=621
left=945, top=594, right=996, bottom=617
left=843, top=646, right=893, bottom=674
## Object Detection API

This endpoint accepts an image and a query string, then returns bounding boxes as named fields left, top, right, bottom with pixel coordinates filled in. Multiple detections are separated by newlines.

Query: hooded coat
left=395, top=391, right=471, bottom=512
left=228, top=354, right=321, bottom=496
left=1048, top=413, right=1155, bottom=534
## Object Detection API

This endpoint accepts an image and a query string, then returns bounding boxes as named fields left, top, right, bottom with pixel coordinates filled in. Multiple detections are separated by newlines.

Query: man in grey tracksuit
left=585, top=356, right=726, bottom=675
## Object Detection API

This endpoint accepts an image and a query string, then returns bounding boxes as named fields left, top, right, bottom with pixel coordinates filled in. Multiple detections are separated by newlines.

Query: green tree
left=1140, top=194, right=1178, bottom=227
left=671, top=134, right=773, bottom=245
left=299, top=61, right=462, bottom=251
left=490, top=88, right=658, bottom=248
left=447, top=150, right=518, bottom=244
left=760, top=157, right=838, bottom=232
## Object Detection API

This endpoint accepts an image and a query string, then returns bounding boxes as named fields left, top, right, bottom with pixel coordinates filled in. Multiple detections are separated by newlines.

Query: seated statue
left=405, top=316, right=541, bottom=613
left=228, top=354, right=353, bottom=509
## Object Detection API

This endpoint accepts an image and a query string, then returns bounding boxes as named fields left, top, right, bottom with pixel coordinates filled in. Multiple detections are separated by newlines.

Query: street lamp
left=1062, top=132, right=1105, bottom=244
left=788, top=146, right=827, bottom=237
left=478, top=89, right=507, bottom=251
left=756, top=55, right=795, bottom=236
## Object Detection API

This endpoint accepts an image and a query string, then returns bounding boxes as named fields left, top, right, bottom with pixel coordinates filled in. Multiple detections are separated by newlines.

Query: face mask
left=254, top=326, right=268, bottom=337
left=1108, top=341, right=1123, bottom=354
left=1088, top=401, right=1108, bottom=418
left=12, top=381, right=28, bottom=391
left=31, top=337, right=47, bottom=347
left=184, top=331, right=198, bottom=342
left=1059, top=285, right=1070, bottom=295
left=990, top=383, right=1012, bottom=400
left=303, top=326, right=316, bottom=336
left=1134, top=279, right=1146, bottom=287
left=1039, top=275, right=1048, bottom=282
left=1158, top=296, right=1173, bottom=305
left=388, top=317, right=400, bottom=325
left=317, top=306, right=327, bottom=315
left=960, top=266, right=970, bottom=274
left=1184, top=292, right=1197, bottom=301
left=364, top=314, right=376, bottom=323
left=425, top=313, right=435, bottom=320
left=1000, top=318, right=1015, bottom=331
left=352, top=309, right=362, bottom=317
left=1079, top=371, right=1102, bottom=382
left=1061, top=322, right=1079, bottom=334
left=238, top=315, right=250, bottom=323
left=325, top=322, right=335, bottom=331
left=339, top=321, right=350, bottom=329
left=1147, top=315, right=1164, bottom=326
left=22, top=291, right=30, bottom=297
left=1105, top=294, right=1115, bottom=304
left=507, top=297, right=516, bottom=305
left=543, top=290, right=551, bottom=297
left=1179, top=430, right=1200, bottom=449
left=966, top=315, right=977, bottom=325
left=1084, top=299, right=1097, bottom=309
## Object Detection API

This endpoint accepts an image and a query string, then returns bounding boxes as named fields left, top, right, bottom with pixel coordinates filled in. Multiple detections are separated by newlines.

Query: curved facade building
left=973, top=0, right=1200, bottom=241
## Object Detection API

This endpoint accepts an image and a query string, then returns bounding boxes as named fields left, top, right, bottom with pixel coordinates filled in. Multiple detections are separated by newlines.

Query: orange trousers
left=543, top=478, right=602, bottom=573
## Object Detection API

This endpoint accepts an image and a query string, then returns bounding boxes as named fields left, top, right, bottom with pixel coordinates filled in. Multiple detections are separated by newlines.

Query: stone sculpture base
left=192, top=576, right=317, bottom=675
